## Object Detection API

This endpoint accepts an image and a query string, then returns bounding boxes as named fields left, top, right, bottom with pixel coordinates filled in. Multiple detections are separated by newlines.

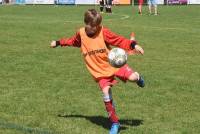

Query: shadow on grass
left=58, top=114, right=143, bottom=131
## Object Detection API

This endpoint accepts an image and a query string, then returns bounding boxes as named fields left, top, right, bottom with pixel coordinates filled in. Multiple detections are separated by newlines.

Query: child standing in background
left=138, top=0, right=144, bottom=14
left=50, top=9, right=145, bottom=134
left=148, top=0, right=158, bottom=15
left=99, top=0, right=113, bottom=13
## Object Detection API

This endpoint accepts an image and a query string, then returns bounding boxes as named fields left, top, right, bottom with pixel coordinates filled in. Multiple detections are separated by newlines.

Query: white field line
left=119, top=25, right=199, bottom=33
left=146, top=26, right=200, bottom=32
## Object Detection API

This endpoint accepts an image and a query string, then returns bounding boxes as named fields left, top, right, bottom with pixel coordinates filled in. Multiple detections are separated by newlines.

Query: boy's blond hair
left=84, top=9, right=102, bottom=37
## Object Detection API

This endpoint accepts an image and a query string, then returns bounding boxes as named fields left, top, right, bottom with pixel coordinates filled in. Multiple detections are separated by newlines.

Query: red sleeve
left=102, top=27, right=137, bottom=50
left=59, top=31, right=81, bottom=47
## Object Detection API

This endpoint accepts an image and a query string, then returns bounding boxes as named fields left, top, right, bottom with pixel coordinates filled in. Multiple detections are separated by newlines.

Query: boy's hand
left=127, top=49, right=137, bottom=55
left=50, top=40, right=57, bottom=48
left=135, top=45, right=144, bottom=55
left=127, top=45, right=144, bottom=55
left=129, top=32, right=144, bottom=55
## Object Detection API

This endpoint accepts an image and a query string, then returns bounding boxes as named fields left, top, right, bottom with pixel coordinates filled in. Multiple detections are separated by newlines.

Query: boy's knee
left=128, top=72, right=140, bottom=82
left=102, top=86, right=112, bottom=102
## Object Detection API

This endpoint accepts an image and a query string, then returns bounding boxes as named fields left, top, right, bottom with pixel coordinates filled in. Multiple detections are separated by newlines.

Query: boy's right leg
left=102, top=86, right=120, bottom=134
left=98, top=78, right=120, bottom=133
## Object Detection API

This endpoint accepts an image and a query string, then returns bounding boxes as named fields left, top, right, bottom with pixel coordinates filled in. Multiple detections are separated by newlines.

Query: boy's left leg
left=129, top=72, right=145, bottom=87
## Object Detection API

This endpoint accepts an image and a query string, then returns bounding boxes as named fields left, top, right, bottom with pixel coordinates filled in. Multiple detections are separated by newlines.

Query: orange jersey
left=79, top=27, right=119, bottom=79
left=59, top=26, right=136, bottom=79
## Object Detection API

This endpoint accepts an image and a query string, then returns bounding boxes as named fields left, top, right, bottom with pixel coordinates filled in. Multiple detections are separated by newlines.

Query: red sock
left=110, top=100, right=116, bottom=113
left=104, top=101, right=119, bottom=123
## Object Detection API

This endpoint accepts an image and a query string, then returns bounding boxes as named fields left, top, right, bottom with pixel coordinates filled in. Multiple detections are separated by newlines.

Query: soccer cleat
left=109, top=123, right=120, bottom=134
left=137, top=76, right=145, bottom=88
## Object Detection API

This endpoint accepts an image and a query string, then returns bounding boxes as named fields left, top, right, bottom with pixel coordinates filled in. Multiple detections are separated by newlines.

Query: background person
left=98, top=0, right=113, bottom=13
left=148, top=0, right=158, bottom=15
left=138, top=0, right=144, bottom=14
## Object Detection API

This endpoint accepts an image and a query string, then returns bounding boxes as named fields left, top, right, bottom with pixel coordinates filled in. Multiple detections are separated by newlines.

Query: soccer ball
left=108, top=48, right=128, bottom=68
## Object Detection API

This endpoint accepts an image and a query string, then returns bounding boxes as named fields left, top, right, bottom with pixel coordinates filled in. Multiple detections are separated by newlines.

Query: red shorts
left=98, top=64, right=134, bottom=90
left=139, top=0, right=144, bottom=5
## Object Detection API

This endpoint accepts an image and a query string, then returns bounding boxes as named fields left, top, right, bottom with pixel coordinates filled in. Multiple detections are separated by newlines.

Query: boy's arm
left=102, top=27, right=144, bottom=54
left=50, top=31, right=81, bottom=48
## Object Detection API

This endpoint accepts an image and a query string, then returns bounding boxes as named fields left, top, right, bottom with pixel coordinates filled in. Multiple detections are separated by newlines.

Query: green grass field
left=0, top=5, right=200, bottom=134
